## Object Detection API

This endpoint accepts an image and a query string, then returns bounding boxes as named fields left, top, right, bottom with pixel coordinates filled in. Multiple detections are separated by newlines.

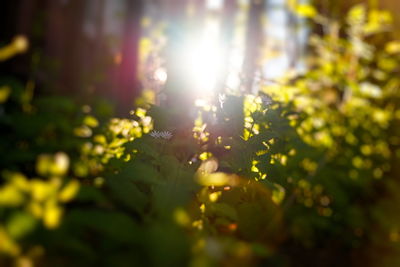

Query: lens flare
left=184, top=40, right=222, bottom=94
left=182, top=18, right=222, bottom=96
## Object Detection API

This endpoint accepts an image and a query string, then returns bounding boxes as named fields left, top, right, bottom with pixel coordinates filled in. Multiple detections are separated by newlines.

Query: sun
left=184, top=38, right=223, bottom=95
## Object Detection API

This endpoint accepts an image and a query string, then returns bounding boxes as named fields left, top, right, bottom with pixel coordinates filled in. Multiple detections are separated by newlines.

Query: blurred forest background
left=1, top=0, right=400, bottom=266
left=3, top=0, right=400, bottom=110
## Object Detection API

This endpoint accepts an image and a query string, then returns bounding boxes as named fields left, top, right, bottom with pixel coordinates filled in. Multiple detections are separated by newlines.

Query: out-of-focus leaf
left=0, top=86, right=11, bottom=103
left=295, top=4, right=317, bottom=18
left=6, top=212, right=37, bottom=239
left=58, top=179, right=80, bottom=202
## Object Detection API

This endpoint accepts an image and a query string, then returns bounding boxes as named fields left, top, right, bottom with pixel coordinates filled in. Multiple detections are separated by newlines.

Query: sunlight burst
left=182, top=19, right=223, bottom=96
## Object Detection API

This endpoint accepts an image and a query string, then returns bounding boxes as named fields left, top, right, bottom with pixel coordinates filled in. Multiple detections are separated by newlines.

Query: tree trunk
left=243, top=0, right=265, bottom=94
left=163, top=0, right=192, bottom=110
left=115, top=0, right=143, bottom=114
left=216, top=0, right=237, bottom=94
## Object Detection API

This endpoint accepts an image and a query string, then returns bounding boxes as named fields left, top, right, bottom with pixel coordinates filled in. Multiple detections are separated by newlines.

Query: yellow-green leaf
left=58, top=180, right=80, bottom=203
left=295, top=4, right=317, bottom=18
left=0, top=86, right=11, bottom=103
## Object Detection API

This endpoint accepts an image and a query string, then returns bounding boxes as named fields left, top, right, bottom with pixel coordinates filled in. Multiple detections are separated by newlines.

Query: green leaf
left=106, top=173, right=147, bottom=214
left=6, top=212, right=37, bottom=239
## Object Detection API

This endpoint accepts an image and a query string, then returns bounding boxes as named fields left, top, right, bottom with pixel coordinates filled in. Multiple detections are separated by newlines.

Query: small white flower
left=150, top=131, right=161, bottom=138
left=260, top=94, right=273, bottom=106
left=149, top=130, right=173, bottom=139
left=160, top=131, right=173, bottom=139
